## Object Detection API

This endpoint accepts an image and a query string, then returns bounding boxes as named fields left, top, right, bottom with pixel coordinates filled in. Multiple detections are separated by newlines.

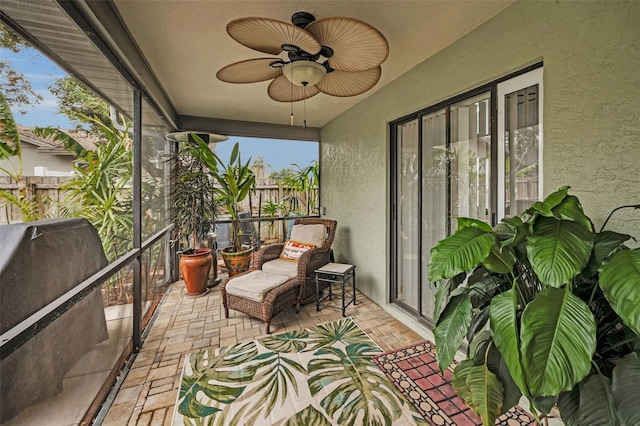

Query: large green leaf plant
left=190, top=134, right=256, bottom=252
left=428, top=186, right=639, bottom=425
left=168, top=141, right=218, bottom=251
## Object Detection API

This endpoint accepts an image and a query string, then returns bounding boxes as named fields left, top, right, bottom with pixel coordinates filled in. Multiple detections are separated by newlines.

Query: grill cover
left=0, top=218, right=109, bottom=421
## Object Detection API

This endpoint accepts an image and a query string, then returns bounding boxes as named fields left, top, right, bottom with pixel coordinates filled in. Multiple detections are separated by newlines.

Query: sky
left=1, top=46, right=318, bottom=173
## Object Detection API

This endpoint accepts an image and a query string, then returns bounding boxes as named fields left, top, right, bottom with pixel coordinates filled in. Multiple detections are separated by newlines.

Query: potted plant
left=427, top=186, right=639, bottom=425
left=191, top=134, right=256, bottom=276
left=169, top=140, right=218, bottom=296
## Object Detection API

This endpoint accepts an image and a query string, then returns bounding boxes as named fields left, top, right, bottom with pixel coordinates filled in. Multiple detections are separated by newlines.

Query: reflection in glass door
left=420, top=110, right=446, bottom=320
left=420, top=94, right=491, bottom=320
left=450, top=94, right=491, bottom=228
left=498, top=68, right=543, bottom=219
left=395, top=120, right=419, bottom=310
left=394, top=93, right=492, bottom=320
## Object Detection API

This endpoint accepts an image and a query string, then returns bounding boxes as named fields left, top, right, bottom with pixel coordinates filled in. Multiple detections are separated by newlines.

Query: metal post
left=353, top=268, right=357, bottom=306
left=132, top=89, right=142, bottom=351
left=341, top=274, right=346, bottom=317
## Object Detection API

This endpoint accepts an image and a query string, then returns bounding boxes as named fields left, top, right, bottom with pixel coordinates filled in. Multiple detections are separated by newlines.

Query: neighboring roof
left=17, top=125, right=98, bottom=157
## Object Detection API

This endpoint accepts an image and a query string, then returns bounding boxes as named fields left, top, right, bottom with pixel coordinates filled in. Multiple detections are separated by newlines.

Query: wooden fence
left=0, top=176, right=70, bottom=224
left=0, top=176, right=318, bottom=240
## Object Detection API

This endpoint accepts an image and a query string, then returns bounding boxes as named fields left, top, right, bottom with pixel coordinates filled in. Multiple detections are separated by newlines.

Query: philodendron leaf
left=466, top=364, right=504, bottom=426
left=579, top=373, right=618, bottom=426
left=520, top=287, right=596, bottom=397
left=525, top=186, right=570, bottom=217
left=533, top=395, right=558, bottom=416
left=451, top=359, right=475, bottom=409
left=552, top=195, right=594, bottom=231
left=489, top=289, right=527, bottom=396
left=583, top=231, right=632, bottom=278
left=428, top=227, right=495, bottom=282
left=527, top=217, right=594, bottom=287
left=612, top=352, right=640, bottom=426
left=486, top=344, right=522, bottom=414
left=467, top=310, right=490, bottom=346
left=558, top=386, right=581, bottom=426
left=599, top=248, right=640, bottom=335
left=457, top=217, right=493, bottom=232
left=482, top=245, right=517, bottom=273
left=468, top=272, right=506, bottom=309
left=469, top=330, right=491, bottom=362
left=434, top=293, right=472, bottom=372
left=433, top=273, right=466, bottom=323
left=495, top=216, right=529, bottom=248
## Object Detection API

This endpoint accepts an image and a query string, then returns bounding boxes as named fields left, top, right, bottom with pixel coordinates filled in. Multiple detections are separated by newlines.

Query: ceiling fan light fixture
left=282, top=61, right=326, bottom=87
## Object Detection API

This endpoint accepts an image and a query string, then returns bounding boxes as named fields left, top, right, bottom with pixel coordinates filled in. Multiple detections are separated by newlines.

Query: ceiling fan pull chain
left=304, top=98, right=307, bottom=128
left=290, top=79, right=294, bottom=126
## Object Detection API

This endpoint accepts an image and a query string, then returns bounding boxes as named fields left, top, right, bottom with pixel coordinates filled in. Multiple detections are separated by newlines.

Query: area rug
left=173, top=318, right=429, bottom=425
left=372, top=341, right=536, bottom=426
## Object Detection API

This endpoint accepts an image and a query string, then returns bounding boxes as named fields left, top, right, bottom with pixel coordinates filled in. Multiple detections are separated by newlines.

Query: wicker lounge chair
left=221, top=218, right=337, bottom=333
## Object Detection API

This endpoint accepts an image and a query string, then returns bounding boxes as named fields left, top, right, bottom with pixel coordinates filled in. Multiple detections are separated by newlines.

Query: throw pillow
left=280, top=239, right=315, bottom=261
left=289, top=224, right=326, bottom=248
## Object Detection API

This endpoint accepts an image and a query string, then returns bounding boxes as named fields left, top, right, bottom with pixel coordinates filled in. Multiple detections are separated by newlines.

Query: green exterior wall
left=320, top=1, right=640, bottom=308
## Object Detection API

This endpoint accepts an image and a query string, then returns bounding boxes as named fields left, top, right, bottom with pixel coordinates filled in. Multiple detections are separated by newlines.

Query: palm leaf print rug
left=173, top=317, right=428, bottom=425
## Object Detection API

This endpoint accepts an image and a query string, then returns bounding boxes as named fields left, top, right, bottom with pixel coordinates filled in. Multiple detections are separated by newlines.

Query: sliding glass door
left=391, top=67, right=542, bottom=326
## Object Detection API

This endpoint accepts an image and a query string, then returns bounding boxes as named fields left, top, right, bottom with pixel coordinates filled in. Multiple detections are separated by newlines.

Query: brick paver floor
left=102, top=278, right=424, bottom=425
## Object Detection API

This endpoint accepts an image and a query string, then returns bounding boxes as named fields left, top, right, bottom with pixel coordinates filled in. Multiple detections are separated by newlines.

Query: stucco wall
left=320, top=1, right=640, bottom=308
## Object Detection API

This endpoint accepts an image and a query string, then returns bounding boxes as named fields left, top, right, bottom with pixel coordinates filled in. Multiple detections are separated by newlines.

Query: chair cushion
left=226, top=270, right=292, bottom=302
left=262, top=258, right=298, bottom=277
left=290, top=224, right=326, bottom=247
left=280, top=239, right=315, bottom=261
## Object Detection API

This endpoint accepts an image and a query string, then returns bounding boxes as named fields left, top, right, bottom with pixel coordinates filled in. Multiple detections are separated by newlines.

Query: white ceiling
left=113, top=0, right=514, bottom=128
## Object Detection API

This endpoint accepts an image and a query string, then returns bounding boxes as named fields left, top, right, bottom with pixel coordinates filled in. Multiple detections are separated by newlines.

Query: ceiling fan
left=216, top=11, right=389, bottom=103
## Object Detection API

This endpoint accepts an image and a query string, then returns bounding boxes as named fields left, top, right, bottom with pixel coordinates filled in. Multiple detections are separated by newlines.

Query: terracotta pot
left=179, top=248, right=212, bottom=296
left=220, top=246, right=253, bottom=277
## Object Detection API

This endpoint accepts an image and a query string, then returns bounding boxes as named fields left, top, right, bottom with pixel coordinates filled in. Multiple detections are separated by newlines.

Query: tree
left=250, top=155, right=270, bottom=180
left=282, top=160, right=319, bottom=215
left=0, top=24, right=46, bottom=222
left=0, top=24, right=43, bottom=113
left=0, top=91, right=40, bottom=222
left=269, top=168, right=295, bottom=181
left=54, top=117, right=134, bottom=261
left=48, top=77, right=111, bottom=136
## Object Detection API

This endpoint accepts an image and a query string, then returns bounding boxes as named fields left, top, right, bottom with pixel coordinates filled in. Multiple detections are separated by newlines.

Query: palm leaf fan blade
left=227, top=17, right=320, bottom=56
left=217, top=58, right=283, bottom=83
left=316, top=67, right=381, bottom=97
left=305, top=17, right=389, bottom=72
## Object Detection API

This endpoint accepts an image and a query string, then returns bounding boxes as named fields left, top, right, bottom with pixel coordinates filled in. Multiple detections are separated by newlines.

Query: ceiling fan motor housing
left=291, top=11, right=315, bottom=28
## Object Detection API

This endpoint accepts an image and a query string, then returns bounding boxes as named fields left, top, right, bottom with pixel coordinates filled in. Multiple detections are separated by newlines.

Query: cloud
left=26, top=72, right=63, bottom=84
left=12, top=93, right=72, bottom=128
left=34, top=88, right=59, bottom=108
